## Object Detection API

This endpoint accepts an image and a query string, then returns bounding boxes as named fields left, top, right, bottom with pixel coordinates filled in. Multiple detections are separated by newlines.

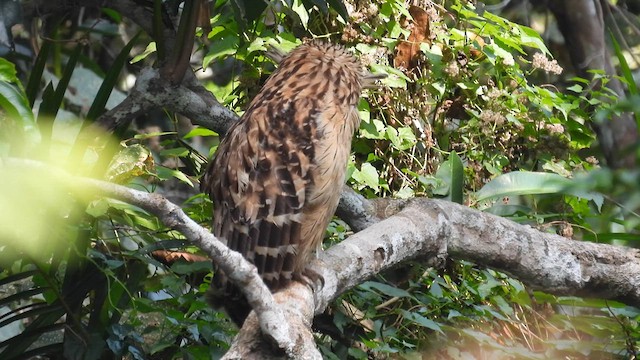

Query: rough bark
left=90, top=67, right=238, bottom=134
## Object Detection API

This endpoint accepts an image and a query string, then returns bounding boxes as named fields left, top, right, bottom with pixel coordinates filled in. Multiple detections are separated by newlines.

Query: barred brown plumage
left=200, top=40, right=383, bottom=325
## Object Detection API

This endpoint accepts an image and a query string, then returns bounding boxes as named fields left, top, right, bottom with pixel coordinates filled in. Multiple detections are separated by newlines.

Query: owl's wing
left=201, top=100, right=318, bottom=290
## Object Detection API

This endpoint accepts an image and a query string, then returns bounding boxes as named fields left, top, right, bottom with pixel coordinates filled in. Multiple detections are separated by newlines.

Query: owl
left=201, top=40, right=383, bottom=325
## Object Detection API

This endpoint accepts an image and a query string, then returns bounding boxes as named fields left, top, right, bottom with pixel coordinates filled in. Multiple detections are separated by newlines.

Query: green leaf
left=359, top=281, right=412, bottom=298
left=203, top=33, right=239, bottom=68
left=0, top=58, right=18, bottom=83
left=326, top=0, right=349, bottom=22
left=476, top=171, right=604, bottom=208
left=86, top=198, right=111, bottom=218
left=429, top=281, right=442, bottom=297
left=385, top=127, right=399, bottom=146
left=351, top=162, right=379, bottom=190
left=0, top=81, right=40, bottom=153
left=483, top=204, right=532, bottom=217
left=610, top=32, right=640, bottom=127
left=370, top=64, right=409, bottom=88
left=401, top=310, right=444, bottom=334
left=40, top=45, right=82, bottom=120
left=130, top=42, right=157, bottom=64
left=25, top=41, right=52, bottom=106
left=37, top=45, right=82, bottom=155
left=435, top=152, right=464, bottom=203
left=229, top=0, right=269, bottom=26
left=517, top=24, right=550, bottom=55
left=156, top=166, right=194, bottom=187
left=172, top=261, right=212, bottom=275
left=610, top=34, right=637, bottom=96
left=183, top=126, right=219, bottom=139
left=290, top=0, right=309, bottom=29
left=106, top=144, right=155, bottom=183
left=160, top=147, right=190, bottom=157
left=101, top=7, right=122, bottom=22
left=387, top=127, right=416, bottom=150
left=485, top=42, right=515, bottom=65
left=395, top=186, right=414, bottom=199
left=0, top=82, right=36, bottom=126
left=347, top=347, right=368, bottom=359
left=357, top=98, right=370, bottom=123
left=567, top=84, right=583, bottom=93
left=88, top=32, right=142, bottom=122
left=359, top=119, right=385, bottom=139
left=447, top=310, right=462, bottom=320
left=431, top=82, right=445, bottom=96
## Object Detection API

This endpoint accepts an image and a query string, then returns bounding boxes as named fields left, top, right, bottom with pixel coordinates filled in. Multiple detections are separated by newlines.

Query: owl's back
left=201, top=41, right=373, bottom=325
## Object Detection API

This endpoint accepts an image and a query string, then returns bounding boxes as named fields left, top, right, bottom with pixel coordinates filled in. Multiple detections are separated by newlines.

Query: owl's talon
left=294, top=269, right=325, bottom=292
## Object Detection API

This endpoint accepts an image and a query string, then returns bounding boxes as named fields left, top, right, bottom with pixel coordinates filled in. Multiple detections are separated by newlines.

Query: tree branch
left=318, top=199, right=640, bottom=306
left=92, top=67, right=238, bottom=134
left=104, top=0, right=239, bottom=134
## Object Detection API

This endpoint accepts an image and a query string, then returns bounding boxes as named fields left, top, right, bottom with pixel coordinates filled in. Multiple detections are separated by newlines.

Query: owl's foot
left=294, top=267, right=325, bottom=292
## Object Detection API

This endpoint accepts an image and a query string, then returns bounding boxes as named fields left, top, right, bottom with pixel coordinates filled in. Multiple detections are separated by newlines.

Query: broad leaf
left=476, top=171, right=604, bottom=210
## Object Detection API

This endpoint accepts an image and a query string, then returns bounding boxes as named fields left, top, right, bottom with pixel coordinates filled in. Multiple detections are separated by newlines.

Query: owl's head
left=266, top=40, right=386, bottom=93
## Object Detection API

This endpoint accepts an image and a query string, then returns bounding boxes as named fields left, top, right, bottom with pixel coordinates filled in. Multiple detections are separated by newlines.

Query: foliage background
left=0, top=0, right=639, bottom=358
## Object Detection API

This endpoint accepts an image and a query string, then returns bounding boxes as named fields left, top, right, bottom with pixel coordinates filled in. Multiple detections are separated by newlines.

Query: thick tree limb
left=336, top=185, right=382, bottom=232
left=319, top=199, right=640, bottom=305
left=224, top=282, right=321, bottom=359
